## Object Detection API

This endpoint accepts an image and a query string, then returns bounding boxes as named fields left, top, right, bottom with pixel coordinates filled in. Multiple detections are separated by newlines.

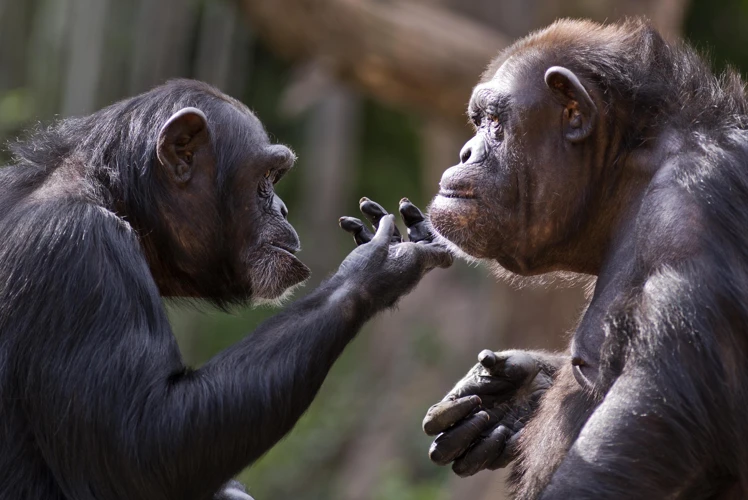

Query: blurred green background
left=0, top=0, right=746, bottom=498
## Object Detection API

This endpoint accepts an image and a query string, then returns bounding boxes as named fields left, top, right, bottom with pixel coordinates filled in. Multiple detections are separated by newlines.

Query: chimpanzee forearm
left=185, top=275, right=375, bottom=469
left=146, top=213, right=449, bottom=496
left=14, top=201, right=449, bottom=500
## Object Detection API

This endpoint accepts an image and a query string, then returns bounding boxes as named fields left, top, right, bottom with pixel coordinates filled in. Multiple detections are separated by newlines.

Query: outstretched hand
left=336, top=197, right=452, bottom=308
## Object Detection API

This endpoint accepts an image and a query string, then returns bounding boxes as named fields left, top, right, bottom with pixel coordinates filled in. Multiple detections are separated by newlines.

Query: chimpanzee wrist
left=320, top=273, right=377, bottom=319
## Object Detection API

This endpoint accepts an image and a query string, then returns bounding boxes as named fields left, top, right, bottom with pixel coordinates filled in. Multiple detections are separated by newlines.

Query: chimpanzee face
left=429, top=55, right=599, bottom=276
left=154, top=102, right=310, bottom=302
left=225, top=121, right=311, bottom=302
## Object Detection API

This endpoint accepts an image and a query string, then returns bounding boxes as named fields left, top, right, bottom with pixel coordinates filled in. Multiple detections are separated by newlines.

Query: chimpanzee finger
left=423, top=395, right=482, bottom=436
left=370, top=214, right=396, bottom=247
left=359, top=197, right=402, bottom=243
left=398, top=198, right=425, bottom=225
left=428, top=410, right=497, bottom=466
left=418, top=243, right=454, bottom=270
left=451, top=425, right=513, bottom=477
left=339, top=217, right=375, bottom=246
left=477, top=349, right=540, bottom=382
left=398, top=198, right=432, bottom=243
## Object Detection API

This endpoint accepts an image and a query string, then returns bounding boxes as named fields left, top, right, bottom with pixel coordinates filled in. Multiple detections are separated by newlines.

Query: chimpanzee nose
left=273, top=195, right=289, bottom=220
left=459, top=135, right=487, bottom=165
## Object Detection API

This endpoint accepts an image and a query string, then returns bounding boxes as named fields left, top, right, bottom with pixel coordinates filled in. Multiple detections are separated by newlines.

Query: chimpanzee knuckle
left=452, top=453, right=484, bottom=477
left=406, top=222, right=433, bottom=243
left=452, top=425, right=510, bottom=477
left=432, top=410, right=495, bottom=465
left=507, top=351, right=540, bottom=374
left=487, top=430, right=522, bottom=470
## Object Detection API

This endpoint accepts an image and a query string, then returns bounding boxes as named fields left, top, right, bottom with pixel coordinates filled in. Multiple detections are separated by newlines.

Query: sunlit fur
left=428, top=213, right=595, bottom=293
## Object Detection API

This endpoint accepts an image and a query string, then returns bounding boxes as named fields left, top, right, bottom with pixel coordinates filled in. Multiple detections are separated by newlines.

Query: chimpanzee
left=0, top=79, right=452, bottom=500
left=420, top=18, right=748, bottom=499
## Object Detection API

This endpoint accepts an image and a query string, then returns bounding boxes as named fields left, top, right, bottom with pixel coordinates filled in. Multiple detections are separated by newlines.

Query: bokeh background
left=1, top=0, right=747, bottom=498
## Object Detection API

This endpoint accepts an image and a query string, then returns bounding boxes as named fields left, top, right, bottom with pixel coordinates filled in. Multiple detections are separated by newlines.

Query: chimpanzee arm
left=17, top=203, right=450, bottom=500
left=540, top=269, right=735, bottom=499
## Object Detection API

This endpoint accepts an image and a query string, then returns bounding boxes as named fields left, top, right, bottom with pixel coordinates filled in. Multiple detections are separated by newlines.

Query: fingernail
left=359, top=196, right=369, bottom=204
left=428, top=446, right=444, bottom=464
left=470, top=395, right=482, bottom=406
left=400, top=197, right=410, bottom=204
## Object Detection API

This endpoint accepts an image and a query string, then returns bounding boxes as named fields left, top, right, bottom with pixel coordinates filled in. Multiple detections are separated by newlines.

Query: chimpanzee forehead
left=469, top=85, right=510, bottom=115
left=472, top=52, right=550, bottom=112
left=469, top=57, right=523, bottom=113
left=212, top=100, right=270, bottom=146
left=204, top=99, right=275, bottom=180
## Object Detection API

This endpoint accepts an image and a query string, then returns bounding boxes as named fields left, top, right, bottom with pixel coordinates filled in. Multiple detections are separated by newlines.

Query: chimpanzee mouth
left=269, top=242, right=301, bottom=257
left=438, top=189, right=477, bottom=200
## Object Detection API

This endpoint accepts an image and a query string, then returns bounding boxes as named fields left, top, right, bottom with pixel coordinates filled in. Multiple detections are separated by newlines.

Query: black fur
left=510, top=20, right=748, bottom=499
left=0, top=80, right=449, bottom=499
left=426, top=19, right=748, bottom=499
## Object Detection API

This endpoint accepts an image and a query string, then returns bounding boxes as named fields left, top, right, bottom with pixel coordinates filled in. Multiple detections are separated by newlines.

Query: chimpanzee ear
left=156, top=107, right=209, bottom=185
left=544, top=66, right=597, bottom=143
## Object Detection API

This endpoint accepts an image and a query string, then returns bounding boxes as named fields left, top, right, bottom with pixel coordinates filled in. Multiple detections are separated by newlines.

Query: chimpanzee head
left=148, top=90, right=309, bottom=304
left=43, top=80, right=313, bottom=304
left=142, top=81, right=311, bottom=303
left=429, top=20, right=639, bottom=277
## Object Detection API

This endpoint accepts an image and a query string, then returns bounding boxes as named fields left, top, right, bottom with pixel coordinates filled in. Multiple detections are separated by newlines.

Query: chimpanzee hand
left=337, top=198, right=452, bottom=308
left=422, top=350, right=561, bottom=477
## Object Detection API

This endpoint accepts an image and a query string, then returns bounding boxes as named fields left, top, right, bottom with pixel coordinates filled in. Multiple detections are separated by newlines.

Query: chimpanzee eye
left=487, top=114, right=504, bottom=140
left=264, top=170, right=271, bottom=179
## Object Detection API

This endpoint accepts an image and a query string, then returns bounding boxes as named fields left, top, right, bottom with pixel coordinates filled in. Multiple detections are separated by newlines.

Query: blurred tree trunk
left=129, top=0, right=197, bottom=94
left=61, top=0, right=109, bottom=116
left=289, top=68, right=362, bottom=281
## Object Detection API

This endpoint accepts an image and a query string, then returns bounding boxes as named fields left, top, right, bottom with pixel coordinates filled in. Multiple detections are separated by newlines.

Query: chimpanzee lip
left=270, top=242, right=300, bottom=255
left=438, top=189, right=477, bottom=200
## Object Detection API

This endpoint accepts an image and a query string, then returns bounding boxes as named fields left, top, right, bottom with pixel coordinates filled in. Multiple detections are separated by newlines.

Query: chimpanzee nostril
left=280, top=202, right=289, bottom=220
left=459, top=135, right=487, bottom=165
left=460, top=146, right=472, bottom=164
